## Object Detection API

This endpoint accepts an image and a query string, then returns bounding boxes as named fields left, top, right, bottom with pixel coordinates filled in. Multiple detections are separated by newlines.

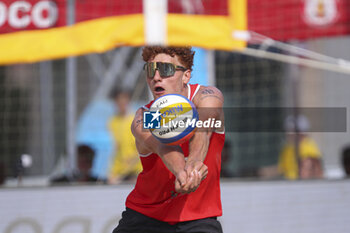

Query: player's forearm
left=188, top=131, right=211, bottom=163
left=156, top=145, right=186, bottom=176
left=133, top=123, right=186, bottom=177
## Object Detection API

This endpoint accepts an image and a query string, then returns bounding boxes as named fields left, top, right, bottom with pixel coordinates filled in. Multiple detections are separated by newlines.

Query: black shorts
left=113, top=208, right=223, bottom=233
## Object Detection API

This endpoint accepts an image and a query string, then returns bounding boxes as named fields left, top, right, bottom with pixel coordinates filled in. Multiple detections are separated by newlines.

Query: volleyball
left=149, top=94, right=198, bottom=145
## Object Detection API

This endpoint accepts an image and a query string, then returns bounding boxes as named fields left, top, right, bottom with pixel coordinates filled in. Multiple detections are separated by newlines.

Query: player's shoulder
left=193, top=85, right=224, bottom=107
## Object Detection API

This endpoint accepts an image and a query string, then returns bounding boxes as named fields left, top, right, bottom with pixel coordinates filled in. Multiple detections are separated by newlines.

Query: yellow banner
left=0, top=0, right=246, bottom=65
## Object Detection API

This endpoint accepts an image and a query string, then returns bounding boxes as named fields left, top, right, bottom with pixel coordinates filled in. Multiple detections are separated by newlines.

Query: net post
left=66, top=0, right=77, bottom=176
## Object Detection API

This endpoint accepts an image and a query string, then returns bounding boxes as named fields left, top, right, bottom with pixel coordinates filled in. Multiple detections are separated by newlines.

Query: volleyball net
left=0, top=0, right=349, bottom=180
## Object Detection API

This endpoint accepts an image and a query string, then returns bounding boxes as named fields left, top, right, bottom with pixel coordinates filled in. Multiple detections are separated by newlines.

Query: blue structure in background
left=76, top=99, right=115, bottom=180
left=190, top=47, right=210, bottom=86
left=76, top=99, right=144, bottom=180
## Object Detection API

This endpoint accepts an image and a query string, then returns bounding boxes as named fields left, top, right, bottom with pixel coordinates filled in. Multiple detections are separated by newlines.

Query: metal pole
left=289, top=47, right=301, bottom=179
left=143, top=0, right=167, bottom=45
left=39, top=61, right=55, bottom=175
left=207, top=50, right=216, bottom=86
left=66, top=0, right=77, bottom=175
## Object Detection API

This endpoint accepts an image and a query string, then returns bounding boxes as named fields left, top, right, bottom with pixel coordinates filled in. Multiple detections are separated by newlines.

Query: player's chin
left=153, top=91, right=166, bottom=98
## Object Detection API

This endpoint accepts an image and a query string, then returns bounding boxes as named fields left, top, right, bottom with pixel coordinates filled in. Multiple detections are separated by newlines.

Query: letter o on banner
left=0, top=2, right=6, bottom=27
left=32, top=1, right=58, bottom=28
left=8, top=1, right=31, bottom=28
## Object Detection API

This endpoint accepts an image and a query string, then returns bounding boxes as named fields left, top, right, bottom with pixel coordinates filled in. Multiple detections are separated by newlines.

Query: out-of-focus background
left=1, top=0, right=350, bottom=233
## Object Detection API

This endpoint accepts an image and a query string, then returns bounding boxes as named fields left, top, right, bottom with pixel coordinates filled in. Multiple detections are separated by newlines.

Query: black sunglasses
left=144, top=62, right=187, bottom=78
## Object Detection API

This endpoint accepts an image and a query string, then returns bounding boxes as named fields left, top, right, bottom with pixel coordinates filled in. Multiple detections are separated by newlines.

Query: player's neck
left=181, top=84, right=189, bottom=98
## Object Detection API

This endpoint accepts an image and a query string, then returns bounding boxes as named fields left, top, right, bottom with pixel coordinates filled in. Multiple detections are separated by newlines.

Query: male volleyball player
left=113, top=46, right=225, bottom=233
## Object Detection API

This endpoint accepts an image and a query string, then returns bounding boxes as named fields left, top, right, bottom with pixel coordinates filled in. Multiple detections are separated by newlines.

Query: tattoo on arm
left=133, top=109, right=145, bottom=127
left=201, top=89, right=215, bottom=95
left=135, top=119, right=143, bottom=126
left=200, top=88, right=223, bottom=102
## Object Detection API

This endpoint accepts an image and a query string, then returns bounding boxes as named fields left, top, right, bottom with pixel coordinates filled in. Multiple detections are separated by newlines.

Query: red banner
left=0, top=0, right=229, bottom=34
left=0, top=0, right=63, bottom=33
left=248, top=0, right=350, bottom=41
left=1, top=0, right=349, bottom=40
left=0, top=0, right=145, bottom=33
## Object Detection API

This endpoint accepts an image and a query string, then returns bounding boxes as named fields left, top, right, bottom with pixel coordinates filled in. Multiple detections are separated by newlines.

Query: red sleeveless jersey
left=126, top=84, right=225, bottom=222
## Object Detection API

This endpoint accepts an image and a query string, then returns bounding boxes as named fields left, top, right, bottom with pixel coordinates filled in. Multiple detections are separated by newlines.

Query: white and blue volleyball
left=149, top=94, right=198, bottom=145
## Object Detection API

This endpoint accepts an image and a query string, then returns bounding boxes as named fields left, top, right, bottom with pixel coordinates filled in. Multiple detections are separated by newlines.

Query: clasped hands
left=175, top=160, right=208, bottom=194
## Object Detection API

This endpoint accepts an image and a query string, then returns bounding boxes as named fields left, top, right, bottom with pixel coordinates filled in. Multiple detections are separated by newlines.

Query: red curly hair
left=142, top=46, right=195, bottom=71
